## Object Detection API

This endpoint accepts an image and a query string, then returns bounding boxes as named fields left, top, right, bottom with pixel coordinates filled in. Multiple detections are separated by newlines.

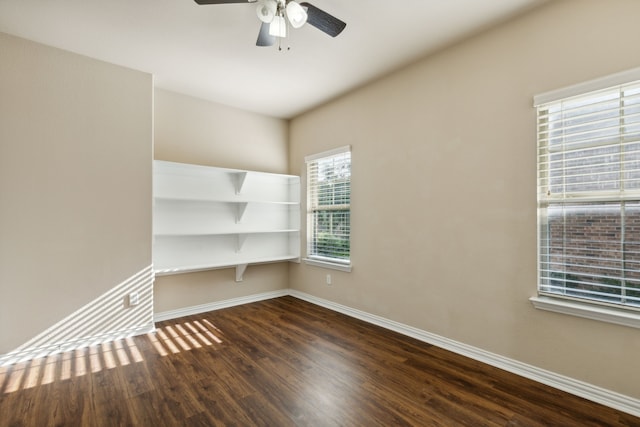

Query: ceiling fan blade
left=256, top=22, right=276, bottom=47
left=299, top=2, right=346, bottom=37
left=194, top=0, right=256, bottom=4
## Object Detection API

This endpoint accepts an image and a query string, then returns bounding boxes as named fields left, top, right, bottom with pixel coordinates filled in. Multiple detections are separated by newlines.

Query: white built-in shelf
left=153, top=160, right=300, bottom=281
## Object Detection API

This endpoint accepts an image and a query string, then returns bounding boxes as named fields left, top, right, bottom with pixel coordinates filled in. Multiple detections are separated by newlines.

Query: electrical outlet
left=129, top=292, right=140, bottom=306
left=326, top=274, right=332, bottom=285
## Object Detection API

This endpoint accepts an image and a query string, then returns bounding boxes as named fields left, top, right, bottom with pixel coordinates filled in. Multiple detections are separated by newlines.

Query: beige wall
left=154, top=89, right=288, bottom=173
left=153, top=89, right=289, bottom=313
left=0, top=33, right=153, bottom=355
left=289, top=0, right=640, bottom=399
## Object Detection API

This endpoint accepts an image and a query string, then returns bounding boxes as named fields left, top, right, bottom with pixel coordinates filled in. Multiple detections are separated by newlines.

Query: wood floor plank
left=1, top=295, right=639, bottom=426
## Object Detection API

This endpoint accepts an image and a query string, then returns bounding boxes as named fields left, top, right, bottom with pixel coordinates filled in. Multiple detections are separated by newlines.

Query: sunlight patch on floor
left=149, top=318, right=224, bottom=357
left=0, top=337, right=145, bottom=395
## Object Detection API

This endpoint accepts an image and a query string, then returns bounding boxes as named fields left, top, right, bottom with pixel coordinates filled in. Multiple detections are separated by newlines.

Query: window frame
left=533, top=68, right=640, bottom=328
left=303, top=146, right=352, bottom=272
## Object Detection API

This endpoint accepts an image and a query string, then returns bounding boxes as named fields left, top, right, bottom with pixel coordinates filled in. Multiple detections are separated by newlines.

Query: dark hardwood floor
left=1, top=296, right=638, bottom=426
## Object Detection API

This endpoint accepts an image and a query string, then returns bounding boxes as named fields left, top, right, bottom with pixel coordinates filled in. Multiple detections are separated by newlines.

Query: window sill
left=303, top=258, right=352, bottom=272
left=530, top=296, right=640, bottom=329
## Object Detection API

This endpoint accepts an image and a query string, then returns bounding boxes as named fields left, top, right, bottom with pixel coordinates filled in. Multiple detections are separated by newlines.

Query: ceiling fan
left=194, top=0, right=346, bottom=48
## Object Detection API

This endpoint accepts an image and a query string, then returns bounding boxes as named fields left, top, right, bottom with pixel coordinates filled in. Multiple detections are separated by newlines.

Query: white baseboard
left=154, top=289, right=289, bottom=322
left=288, top=289, right=640, bottom=418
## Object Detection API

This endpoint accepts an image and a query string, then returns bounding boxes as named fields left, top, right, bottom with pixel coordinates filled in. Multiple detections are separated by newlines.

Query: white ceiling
left=0, top=0, right=545, bottom=119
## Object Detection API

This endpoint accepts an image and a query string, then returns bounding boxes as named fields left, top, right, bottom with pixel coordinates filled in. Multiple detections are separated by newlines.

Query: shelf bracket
left=236, top=234, right=248, bottom=252
left=235, top=263, right=248, bottom=282
left=235, top=202, right=248, bottom=223
left=232, top=172, right=248, bottom=195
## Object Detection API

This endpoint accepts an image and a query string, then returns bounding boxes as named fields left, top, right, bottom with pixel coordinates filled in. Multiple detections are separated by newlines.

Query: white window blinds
left=536, top=75, right=640, bottom=309
left=305, top=146, right=351, bottom=264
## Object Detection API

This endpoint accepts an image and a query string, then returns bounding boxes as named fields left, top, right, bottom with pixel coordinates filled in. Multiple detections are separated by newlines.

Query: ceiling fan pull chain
left=286, top=11, right=291, bottom=51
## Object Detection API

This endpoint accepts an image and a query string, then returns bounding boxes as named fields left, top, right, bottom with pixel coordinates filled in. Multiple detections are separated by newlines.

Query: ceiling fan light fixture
left=256, top=0, right=277, bottom=23
left=269, top=14, right=287, bottom=38
left=285, top=1, right=307, bottom=29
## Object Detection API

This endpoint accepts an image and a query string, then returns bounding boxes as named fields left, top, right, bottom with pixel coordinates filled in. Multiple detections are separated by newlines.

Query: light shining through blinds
left=536, top=80, right=640, bottom=309
left=306, top=147, right=351, bottom=263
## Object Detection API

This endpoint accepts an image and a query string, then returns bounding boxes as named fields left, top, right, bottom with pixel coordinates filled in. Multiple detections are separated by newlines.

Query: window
left=305, top=146, right=351, bottom=271
left=535, top=69, right=640, bottom=318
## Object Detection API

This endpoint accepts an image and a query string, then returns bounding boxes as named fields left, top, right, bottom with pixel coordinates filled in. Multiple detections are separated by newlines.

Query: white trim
left=530, top=296, right=640, bottom=329
left=0, top=323, right=155, bottom=367
left=153, top=289, right=289, bottom=322
left=304, top=145, right=351, bottom=163
left=289, top=289, right=640, bottom=418
left=533, top=66, right=640, bottom=106
left=303, top=257, right=352, bottom=272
